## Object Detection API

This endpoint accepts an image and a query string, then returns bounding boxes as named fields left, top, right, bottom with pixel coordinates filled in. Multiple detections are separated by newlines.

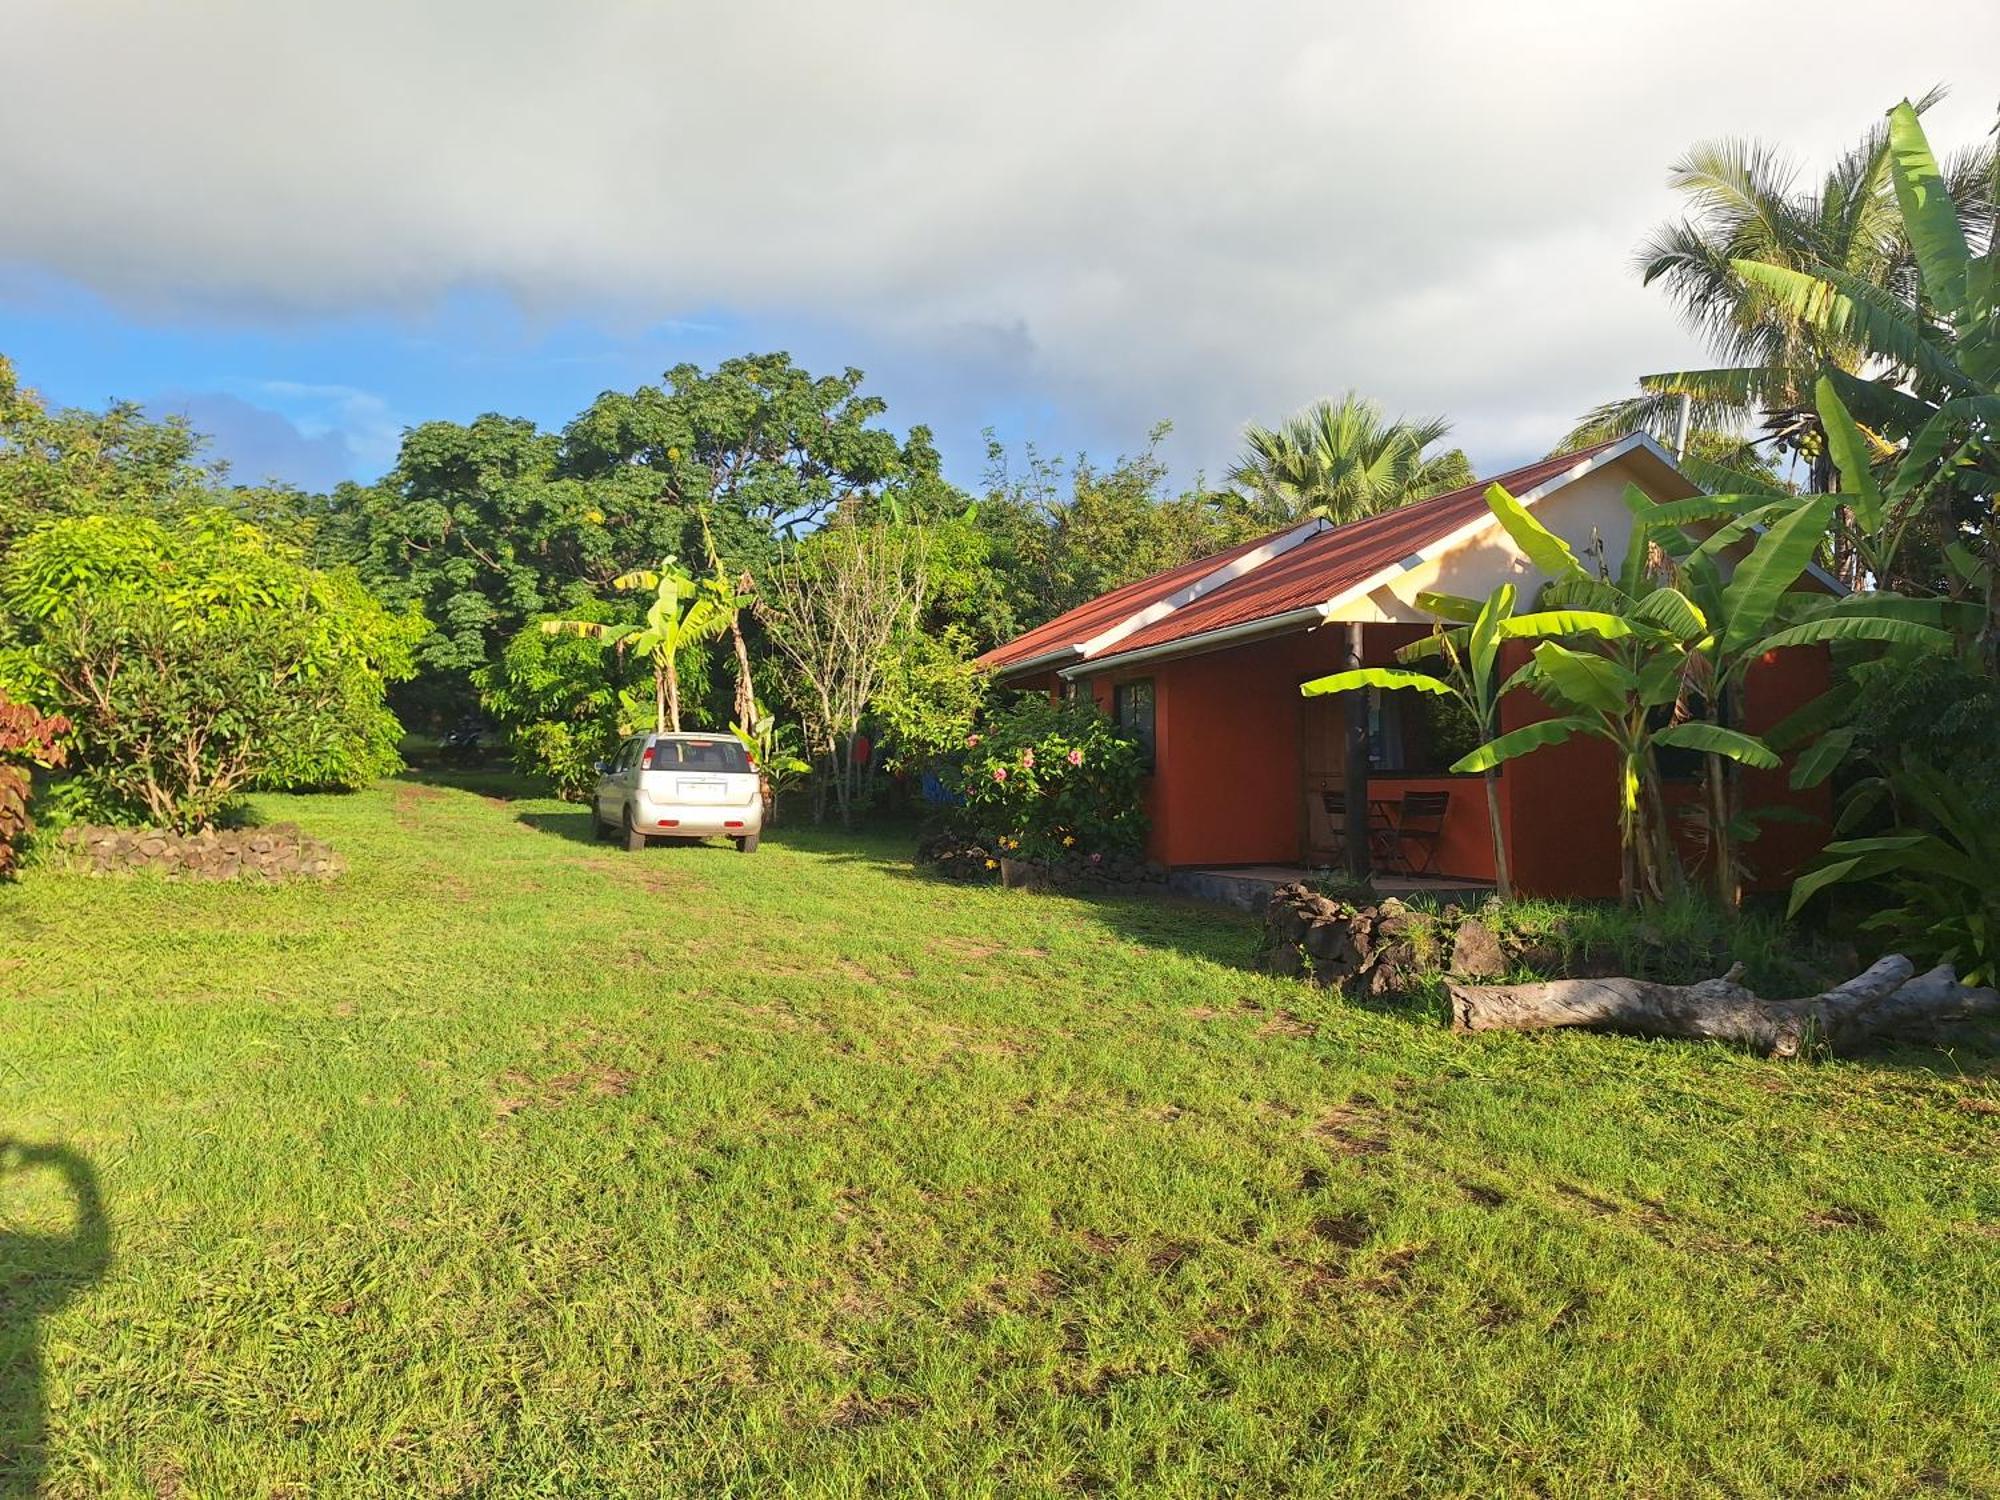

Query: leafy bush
left=873, top=625, right=987, bottom=772
left=0, top=691, right=67, bottom=875
left=1791, top=765, right=2000, bottom=986
left=956, top=695, right=1147, bottom=864
left=0, top=511, right=425, bottom=828
left=476, top=617, right=642, bottom=799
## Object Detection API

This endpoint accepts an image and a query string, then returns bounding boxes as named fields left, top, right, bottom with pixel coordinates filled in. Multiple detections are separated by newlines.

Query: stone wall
left=1253, top=881, right=1519, bottom=996
left=55, top=823, right=343, bottom=881
left=917, top=833, right=1167, bottom=893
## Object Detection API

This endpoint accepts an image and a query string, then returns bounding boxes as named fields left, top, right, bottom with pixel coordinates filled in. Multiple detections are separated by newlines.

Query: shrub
left=0, top=691, right=67, bottom=876
left=475, top=617, right=642, bottom=799
left=0, top=511, right=426, bottom=828
left=956, top=695, right=1147, bottom=865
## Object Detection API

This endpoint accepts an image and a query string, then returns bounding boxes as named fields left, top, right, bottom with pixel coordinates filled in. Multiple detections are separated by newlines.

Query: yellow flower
left=984, top=858, right=999, bottom=869
left=584, top=508, right=604, bottom=524
left=1062, top=835, right=1076, bottom=847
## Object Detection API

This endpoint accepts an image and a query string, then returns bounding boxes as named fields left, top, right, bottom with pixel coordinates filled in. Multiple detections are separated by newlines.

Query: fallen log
left=1447, top=954, right=2000, bottom=1058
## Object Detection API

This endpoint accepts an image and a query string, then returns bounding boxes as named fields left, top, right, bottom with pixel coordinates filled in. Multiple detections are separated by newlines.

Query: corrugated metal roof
left=976, top=437, right=1631, bottom=677
left=972, top=526, right=1290, bottom=672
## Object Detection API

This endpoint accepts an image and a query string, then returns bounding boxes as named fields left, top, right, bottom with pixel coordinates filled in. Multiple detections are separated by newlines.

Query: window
left=1113, top=679, right=1156, bottom=770
left=1366, top=685, right=1480, bottom=775
left=649, top=738, right=752, bottom=773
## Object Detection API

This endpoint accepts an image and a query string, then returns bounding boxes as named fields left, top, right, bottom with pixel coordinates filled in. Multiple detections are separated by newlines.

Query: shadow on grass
left=395, top=765, right=547, bottom=801
left=514, top=809, right=762, bottom=857
left=0, top=1140, right=108, bottom=1499
left=517, top=809, right=599, bottom=846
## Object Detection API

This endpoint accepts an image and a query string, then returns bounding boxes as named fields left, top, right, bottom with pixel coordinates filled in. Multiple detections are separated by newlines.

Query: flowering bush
left=0, top=692, right=68, bottom=877
left=957, top=695, right=1147, bottom=864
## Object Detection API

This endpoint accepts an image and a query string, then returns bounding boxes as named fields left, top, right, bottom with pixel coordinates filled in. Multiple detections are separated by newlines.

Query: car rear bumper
left=632, top=795, right=763, bottom=837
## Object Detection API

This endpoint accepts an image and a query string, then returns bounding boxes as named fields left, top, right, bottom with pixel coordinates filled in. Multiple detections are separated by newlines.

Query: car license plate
left=678, top=778, right=725, bottom=799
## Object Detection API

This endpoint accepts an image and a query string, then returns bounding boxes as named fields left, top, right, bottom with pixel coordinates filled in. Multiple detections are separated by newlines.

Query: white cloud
left=3, top=0, right=1997, bottom=475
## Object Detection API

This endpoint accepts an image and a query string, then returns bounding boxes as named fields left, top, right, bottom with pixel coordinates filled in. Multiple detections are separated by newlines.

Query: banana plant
left=1465, top=480, right=1791, bottom=905
left=1588, top=459, right=1954, bottom=904
left=543, top=560, right=724, bottom=733
left=1300, top=569, right=1634, bottom=899
left=1732, top=100, right=1999, bottom=648
left=729, top=712, right=810, bottom=825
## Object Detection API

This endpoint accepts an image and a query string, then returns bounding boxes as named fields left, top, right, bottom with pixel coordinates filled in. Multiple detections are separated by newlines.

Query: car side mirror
left=593, top=760, right=609, bottom=774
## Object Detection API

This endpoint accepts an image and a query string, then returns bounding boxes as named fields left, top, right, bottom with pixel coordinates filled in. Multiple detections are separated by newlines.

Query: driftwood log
left=1448, top=954, right=2000, bottom=1058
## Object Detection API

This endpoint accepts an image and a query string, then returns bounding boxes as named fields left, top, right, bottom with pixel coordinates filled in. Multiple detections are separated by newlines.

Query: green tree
left=979, top=425, right=1265, bottom=628
left=0, top=511, right=424, bottom=828
left=0, top=355, right=226, bottom=549
left=477, top=615, right=643, bottom=800
left=320, top=416, right=614, bottom=695
left=1733, top=101, right=2000, bottom=644
left=1229, top=393, right=1473, bottom=525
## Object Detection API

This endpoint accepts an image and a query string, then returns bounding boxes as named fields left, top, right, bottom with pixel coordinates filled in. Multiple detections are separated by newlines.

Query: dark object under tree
left=1448, top=954, right=2000, bottom=1058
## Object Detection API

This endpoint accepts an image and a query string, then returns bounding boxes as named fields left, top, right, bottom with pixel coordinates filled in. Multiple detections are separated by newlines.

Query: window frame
left=1112, top=677, right=1157, bottom=772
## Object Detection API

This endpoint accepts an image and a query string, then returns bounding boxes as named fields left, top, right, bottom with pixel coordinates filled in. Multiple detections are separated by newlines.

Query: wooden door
left=1301, top=695, right=1345, bottom=865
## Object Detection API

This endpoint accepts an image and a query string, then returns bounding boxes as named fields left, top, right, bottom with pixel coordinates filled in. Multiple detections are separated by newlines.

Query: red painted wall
left=1497, top=641, right=1832, bottom=899
left=1049, top=626, right=1831, bottom=897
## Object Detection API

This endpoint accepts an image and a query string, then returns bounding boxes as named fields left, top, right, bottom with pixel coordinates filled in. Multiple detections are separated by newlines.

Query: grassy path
left=1, top=775, right=1995, bottom=1496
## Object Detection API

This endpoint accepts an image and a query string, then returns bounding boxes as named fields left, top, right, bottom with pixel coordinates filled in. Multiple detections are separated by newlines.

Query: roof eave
left=1059, top=604, right=1333, bottom=678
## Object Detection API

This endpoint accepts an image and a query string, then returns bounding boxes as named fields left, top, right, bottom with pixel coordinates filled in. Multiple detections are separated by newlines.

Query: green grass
left=2, top=774, right=1996, bottom=1497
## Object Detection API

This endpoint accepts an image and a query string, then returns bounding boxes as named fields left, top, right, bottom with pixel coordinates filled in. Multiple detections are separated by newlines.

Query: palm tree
left=1568, top=91, right=1993, bottom=500
left=1230, top=393, right=1473, bottom=526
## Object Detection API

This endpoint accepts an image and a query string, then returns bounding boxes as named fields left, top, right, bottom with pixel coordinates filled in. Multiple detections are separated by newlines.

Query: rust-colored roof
left=977, top=438, right=1632, bottom=677
left=972, top=525, right=1290, bottom=672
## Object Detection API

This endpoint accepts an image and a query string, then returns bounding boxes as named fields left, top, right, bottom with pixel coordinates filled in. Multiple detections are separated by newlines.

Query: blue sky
left=4, top=1, right=1996, bottom=497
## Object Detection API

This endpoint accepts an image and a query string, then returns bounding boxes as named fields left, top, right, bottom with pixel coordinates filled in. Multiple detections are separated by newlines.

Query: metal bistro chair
left=1389, top=790, right=1450, bottom=876
left=1321, top=790, right=1398, bottom=868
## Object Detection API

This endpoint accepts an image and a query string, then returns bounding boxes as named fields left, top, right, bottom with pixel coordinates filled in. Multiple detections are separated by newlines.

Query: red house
left=975, top=435, right=1835, bottom=900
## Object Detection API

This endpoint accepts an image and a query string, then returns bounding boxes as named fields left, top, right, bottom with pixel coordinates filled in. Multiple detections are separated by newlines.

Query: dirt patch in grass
left=1257, top=1009, right=1317, bottom=1040
left=1805, top=1204, right=1883, bottom=1232
left=492, top=1063, right=636, bottom=1117
left=392, top=784, right=446, bottom=826
left=1308, top=1212, right=1372, bottom=1248
left=1311, top=1104, right=1391, bottom=1158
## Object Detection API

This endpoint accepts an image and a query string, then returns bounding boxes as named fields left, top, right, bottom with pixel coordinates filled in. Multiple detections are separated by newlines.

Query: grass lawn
left=2, top=774, right=1996, bottom=1497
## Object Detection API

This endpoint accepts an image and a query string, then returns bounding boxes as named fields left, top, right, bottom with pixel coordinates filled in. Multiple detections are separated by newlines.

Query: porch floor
left=1166, top=864, right=1491, bottom=914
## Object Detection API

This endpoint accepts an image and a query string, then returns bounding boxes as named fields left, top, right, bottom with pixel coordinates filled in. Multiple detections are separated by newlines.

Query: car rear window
left=650, top=738, right=752, bottom=772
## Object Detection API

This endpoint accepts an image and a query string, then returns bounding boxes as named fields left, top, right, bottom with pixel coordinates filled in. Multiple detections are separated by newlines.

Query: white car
left=592, top=732, right=763, bottom=852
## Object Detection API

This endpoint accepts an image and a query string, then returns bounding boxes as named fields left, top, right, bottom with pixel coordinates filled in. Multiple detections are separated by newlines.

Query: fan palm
left=1230, top=393, right=1472, bottom=526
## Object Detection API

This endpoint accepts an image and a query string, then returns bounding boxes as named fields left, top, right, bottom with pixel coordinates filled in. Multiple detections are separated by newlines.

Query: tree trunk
left=663, top=655, right=680, bottom=734
left=1483, top=770, right=1511, bottom=900
left=1705, top=748, right=1738, bottom=909
left=728, top=608, right=758, bottom=731
left=1448, top=955, right=2000, bottom=1059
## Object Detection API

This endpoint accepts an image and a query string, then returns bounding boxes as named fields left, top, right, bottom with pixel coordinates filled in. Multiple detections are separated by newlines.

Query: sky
left=2, top=0, right=1996, bottom=497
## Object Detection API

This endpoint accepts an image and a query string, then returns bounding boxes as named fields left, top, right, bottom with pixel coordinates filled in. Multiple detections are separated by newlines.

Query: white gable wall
left=1338, top=447, right=1702, bottom=624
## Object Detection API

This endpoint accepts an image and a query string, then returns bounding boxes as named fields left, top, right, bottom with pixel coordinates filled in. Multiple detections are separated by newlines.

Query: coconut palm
left=1230, top=393, right=1472, bottom=526
left=1567, top=91, right=1994, bottom=504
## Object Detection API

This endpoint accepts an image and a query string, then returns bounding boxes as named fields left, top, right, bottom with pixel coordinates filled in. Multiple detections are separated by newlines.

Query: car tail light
left=640, top=747, right=656, bottom=769
left=657, top=818, right=679, bottom=828
left=724, top=820, right=744, bottom=829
